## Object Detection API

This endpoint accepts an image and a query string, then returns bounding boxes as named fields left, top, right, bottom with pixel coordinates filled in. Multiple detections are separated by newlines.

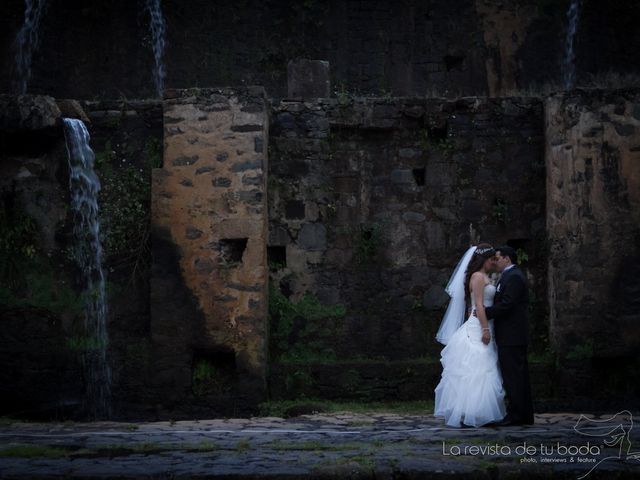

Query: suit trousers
left=497, top=345, right=534, bottom=424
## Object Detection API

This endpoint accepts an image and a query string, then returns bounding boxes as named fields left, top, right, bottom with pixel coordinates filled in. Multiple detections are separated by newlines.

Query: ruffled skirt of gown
left=434, top=315, right=506, bottom=427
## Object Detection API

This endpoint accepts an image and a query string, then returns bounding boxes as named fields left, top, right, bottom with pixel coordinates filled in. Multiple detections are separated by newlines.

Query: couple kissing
left=434, top=243, right=535, bottom=428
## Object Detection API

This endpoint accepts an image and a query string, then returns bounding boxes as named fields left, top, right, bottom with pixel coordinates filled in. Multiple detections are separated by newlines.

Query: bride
left=433, top=243, right=507, bottom=427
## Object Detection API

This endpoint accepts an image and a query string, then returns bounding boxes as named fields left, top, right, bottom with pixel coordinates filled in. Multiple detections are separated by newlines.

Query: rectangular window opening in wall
left=412, top=168, right=426, bottom=186
left=267, top=245, right=287, bottom=270
left=191, top=347, right=237, bottom=396
left=427, top=121, right=448, bottom=141
left=219, top=238, right=248, bottom=265
left=505, top=238, right=531, bottom=266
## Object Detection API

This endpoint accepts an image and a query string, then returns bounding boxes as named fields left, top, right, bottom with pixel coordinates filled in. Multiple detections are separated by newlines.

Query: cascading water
left=145, top=0, right=167, bottom=97
left=63, top=118, right=112, bottom=420
left=562, top=0, right=581, bottom=90
left=12, top=0, right=47, bottom=94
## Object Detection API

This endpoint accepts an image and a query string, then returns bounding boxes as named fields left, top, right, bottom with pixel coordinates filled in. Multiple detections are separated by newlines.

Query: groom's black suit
left=485, top=265, right=534, bottom=424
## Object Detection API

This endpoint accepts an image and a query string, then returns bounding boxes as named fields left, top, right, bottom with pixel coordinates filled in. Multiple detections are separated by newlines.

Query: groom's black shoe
left=486, top=419, right=515, bottom=427
left=485, top=416, right=522, bottom=427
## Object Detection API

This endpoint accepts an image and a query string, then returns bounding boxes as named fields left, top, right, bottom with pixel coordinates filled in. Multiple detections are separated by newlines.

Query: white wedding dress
left=434, top=281, right=506, bottom=427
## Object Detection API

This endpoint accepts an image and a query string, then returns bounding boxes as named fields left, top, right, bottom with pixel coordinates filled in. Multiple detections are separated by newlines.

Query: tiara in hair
left=475, top=246, right=495, bottom=258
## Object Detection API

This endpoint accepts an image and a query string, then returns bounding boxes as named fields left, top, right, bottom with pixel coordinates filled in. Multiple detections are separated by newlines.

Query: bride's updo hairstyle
left=464, top=243, right=496, bottom=306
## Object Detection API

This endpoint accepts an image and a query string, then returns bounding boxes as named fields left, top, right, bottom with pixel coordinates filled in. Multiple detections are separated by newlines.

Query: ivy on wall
left=0, top=204, right=83, bottom=314
left=93, top=137, right=154, bottom=284
left=269, top=282, right=346, bottom=363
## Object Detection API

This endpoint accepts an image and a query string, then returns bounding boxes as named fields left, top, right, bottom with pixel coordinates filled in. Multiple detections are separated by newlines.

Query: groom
left=485, top=246, right=535, bottom=426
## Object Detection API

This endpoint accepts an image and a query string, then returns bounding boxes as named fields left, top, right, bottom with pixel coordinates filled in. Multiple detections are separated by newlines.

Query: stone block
left=390, top=169, right=414, bottom=184
left=297, top=223, right=327, bottom=251
left=423, top=285, right=450, bottom=310
left=0, top=94, right=61, bottom=131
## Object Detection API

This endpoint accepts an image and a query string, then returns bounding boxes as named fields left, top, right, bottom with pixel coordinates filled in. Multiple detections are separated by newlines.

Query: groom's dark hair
left=497, top=245, right=517, bottom=264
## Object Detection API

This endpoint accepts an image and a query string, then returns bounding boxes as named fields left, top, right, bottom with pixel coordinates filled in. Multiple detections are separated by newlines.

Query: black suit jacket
left=485, top=265, right=529, bottom=346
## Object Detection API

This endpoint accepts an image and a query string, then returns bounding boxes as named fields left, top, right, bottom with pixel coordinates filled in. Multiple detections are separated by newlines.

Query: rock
left=213, top=177, right=231, bottom=187
left=172, top=155, right=199, bottom=166
left=231, top=159, right=262, bottom=172
left=0, top=94, right=61, bottom=131
left=185, top=227, right=203, bottom=240
left=390, top=169, right=413, bottom=184
left=423, top=285, right=450, bottom=310
left=194, top=257, right=215, bottom=274
left=57, top=99, right=90, bottom=123
left=298, top=223, right=327, bottom=251
left=402, top=212, right=426, bottom=223
left=195, top=166, right=215, bottom=175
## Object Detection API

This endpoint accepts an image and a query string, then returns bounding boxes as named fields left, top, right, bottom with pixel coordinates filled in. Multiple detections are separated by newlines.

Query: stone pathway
left=1, top=412, right=639, bottom=478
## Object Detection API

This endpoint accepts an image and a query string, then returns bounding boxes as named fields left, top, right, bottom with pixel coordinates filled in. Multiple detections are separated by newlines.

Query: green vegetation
left=235, top=438, right=251, bottom=453
left=435, top=137, right=455, bottom=154
left=192, top=359, right=233, bottom=396
left=268, top=259, right=286, bottom=272
left=0, top=444, right=74, bottom=458
left=566, top=340, right=594, bottom=361
left=411, top=298, right=424, bottom=311
left=0, top=205, right=84, bottom=314
left=269, top=282, right=346, bottom=363
left=492, top=198, right=510, bottom=224
left=269, top=439, right=363, bottom=451
left=144, top=137, right=163, bottom=168
left=65, top=335, right=105, bottom=352
left=334, top=82, right=353, bottom=106
left=354, top=222, right=385, bottom=265
left=257, top=398, right=435, bottom=417
left=95, top=140, right=151, bottom=283
left=0, top=206, right=38, bottom=288
left=0, top=439, right=224, bottom=459
left=477, top=458, right=499, bottom=471
left=328, top=453, right=376, bottom=471
left=516, top=248, right=529, bottom=265
left=528, top=348, right=555, bottom=364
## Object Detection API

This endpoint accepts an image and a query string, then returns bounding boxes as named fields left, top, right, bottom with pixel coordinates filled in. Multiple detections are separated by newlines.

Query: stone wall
left=0, top=96, right=162, bottom=419
left=3, top=86, right=640, bottom=419
left=151, top=87, right=269, bottom=415
left=545, top=88, right=640, bottom=402
left=268, top=95, right=547, bottom=364
left=81, top=99, right=162, bottom=418
left=2, top=0, right=640, bottom=99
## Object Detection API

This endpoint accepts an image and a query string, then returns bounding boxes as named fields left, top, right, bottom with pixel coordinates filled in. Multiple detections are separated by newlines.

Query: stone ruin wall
left=151, top=88, right=269, bottom=413
left=268, top=95, right=548, bottom=362
left=1, top=86, right=639, bottom=418
left=546, top=89, right=640, bottom=367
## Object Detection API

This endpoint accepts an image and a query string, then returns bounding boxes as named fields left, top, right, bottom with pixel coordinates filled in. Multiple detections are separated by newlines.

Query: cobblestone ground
left=1, top=412, right=639, bottom=479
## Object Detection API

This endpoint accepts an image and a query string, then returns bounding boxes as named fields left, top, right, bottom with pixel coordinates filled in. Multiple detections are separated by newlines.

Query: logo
left=573, top=410, right=640, bottom=478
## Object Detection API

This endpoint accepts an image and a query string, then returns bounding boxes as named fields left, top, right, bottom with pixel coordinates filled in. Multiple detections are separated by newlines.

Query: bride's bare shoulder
left=469, top=271, right=485, bottom=286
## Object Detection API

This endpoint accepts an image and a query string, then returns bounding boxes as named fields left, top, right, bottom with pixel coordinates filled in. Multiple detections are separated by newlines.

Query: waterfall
left=63, top=118, right=112, bottom=420
left=562, top=0, right=580, bottom=90
left=12, top=0, right=47, bottom=94
left=145, top=0, right=167, bottom=97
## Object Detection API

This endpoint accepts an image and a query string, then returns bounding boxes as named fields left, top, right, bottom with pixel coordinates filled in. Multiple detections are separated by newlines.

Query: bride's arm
left=471, top=273, right=491, bottom=345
